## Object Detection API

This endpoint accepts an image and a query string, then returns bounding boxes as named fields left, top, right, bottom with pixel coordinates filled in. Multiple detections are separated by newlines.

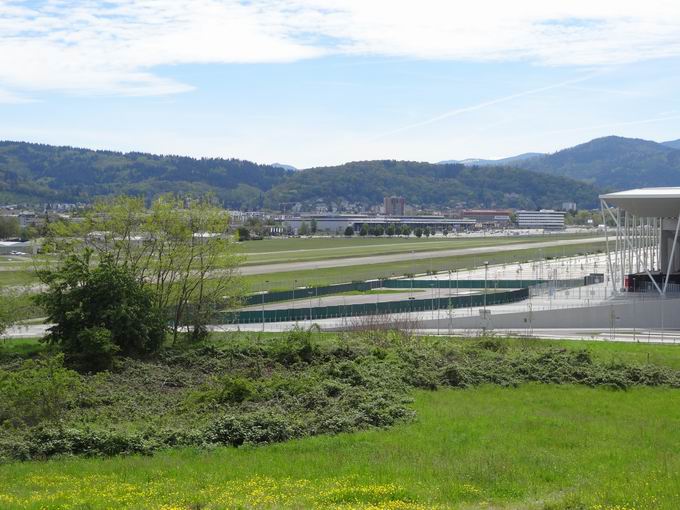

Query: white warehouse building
left=516, top=209, right=566, bottom=230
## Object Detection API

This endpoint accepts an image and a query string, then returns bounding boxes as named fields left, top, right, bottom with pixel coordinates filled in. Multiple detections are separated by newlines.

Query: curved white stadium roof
left=600, top=188, right=680, bottom=218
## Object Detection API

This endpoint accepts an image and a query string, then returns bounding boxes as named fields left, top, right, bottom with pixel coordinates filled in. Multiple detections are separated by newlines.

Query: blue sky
left=1, top=1, right=680, bottom=168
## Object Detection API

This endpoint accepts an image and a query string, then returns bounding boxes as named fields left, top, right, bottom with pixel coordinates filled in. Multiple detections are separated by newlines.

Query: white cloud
left=0, top=87, right=34, bottom=104
left=2, top=0, right=680, bottom=97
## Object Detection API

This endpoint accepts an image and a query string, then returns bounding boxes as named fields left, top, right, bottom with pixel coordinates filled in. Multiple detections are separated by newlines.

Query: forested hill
left=523, top=136, right=680, bottom=189
left=0, top=141, right=600, bottom=210
left=0, top=141, right=292, bottom=208
left=264, top=160, right=600, bottom=210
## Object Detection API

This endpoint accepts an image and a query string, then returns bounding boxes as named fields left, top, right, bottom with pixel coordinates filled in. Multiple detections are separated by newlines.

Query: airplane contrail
left=372, top=72, right=602, bottom=140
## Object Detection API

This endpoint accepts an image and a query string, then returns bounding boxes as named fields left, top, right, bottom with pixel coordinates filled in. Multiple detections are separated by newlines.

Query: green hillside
left=0, top=141, right=291, bottom=208
left=265, top=160, right=600, bottom=210
left=524, top=136, right=680, bottom=189
left=0, top=141, right=600, bottom=209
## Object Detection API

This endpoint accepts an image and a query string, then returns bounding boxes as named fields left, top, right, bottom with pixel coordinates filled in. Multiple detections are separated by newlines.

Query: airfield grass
left=0, top=240, right=606, bottom=294
left=0, top=236, right=603, bottom=291
left=239, top=233, right=597, bottom=265
left=0, top=270, right=37, bottom=287
left=244, top=241, right=607, bottom=292
left=1, top=385, right=678, bottom=509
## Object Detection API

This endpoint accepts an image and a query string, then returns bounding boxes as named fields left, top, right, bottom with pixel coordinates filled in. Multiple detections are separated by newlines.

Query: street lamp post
left=483, top=261, right=489, bottom=315
left=293, top=279, right=297, bottom=322
left=261, top=280, right=269, bottom=331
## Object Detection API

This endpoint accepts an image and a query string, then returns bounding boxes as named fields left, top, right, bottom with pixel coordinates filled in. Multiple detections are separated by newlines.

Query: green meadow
left=0, top=335, right=679, bottom=509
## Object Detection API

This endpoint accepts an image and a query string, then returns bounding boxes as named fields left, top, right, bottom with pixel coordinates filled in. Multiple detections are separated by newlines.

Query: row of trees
left=344, top=224, right=438, bottom=237
left=36, top=196, right=243, bottom=371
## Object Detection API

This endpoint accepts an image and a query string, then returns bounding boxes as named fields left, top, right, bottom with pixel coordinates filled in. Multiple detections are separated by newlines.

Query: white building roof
left=600, top=187, right=680, bottom=218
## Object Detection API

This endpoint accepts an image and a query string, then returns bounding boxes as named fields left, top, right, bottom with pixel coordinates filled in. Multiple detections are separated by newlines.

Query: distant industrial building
left=383, top=196, right=405, bottom=216
left=562, top=201, right=577, bottom=212
left=516, top=209, right=566, bottom=230
left=462, top=209, right=512, bottom=226
left=285, top=214, right=475, bottom=234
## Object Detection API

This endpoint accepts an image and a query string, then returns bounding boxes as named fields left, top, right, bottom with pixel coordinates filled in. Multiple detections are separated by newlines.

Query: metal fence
left=224, top=287, right=530, bottom=324
left=244, top=278, right=585, bottom=306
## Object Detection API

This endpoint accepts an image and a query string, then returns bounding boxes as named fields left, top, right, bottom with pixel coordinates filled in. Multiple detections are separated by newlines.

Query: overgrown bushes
left=0, top=354, right=82, bottom=428
left=1, top=330, right=680, bottom=462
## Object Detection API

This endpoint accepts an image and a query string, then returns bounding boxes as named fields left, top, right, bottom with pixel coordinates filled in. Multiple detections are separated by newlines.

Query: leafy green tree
left=344, top=226, right=354, bottom=236
left=44, top=195, right=243, bottom=345
left=372, top=225, right=384, bottom=236
left=0, top=292, right=20, bottom=339
left=359, top=224, right=369, bottom=236
left=236, top=226, right=251, bottom=241
left=310, top=218, right=318, bottom=234
left=400, top=225, right=412, bottom=236
left=298, top=222, right=310, bottom=236
left=36, top=252, right=165, bottom=371
left=0, top=216, right=20, bottom=239
left=414, top=228, right=423, bottom=238
left=424, top=227, right=431, bottom=237
left=385, top=225, right=395, bottom=237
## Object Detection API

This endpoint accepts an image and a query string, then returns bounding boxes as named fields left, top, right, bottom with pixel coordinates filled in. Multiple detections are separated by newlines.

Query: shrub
left=72, top=327, right=120, bottom=372
left=190, top=376, right=256, bottom=405
left=0, top=354, right=82, bottom=427
left=205, top=410, right=302, bottom=446
left=36, top=252, right=166, bottom=371
left=271, top=328, right=318, bottom=365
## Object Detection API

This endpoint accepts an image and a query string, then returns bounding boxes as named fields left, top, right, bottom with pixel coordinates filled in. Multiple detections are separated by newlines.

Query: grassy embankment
left=0, top=334, right=679, bottom=509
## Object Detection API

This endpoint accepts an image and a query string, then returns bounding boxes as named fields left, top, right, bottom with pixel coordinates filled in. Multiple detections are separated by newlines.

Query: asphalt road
left=239, top=236, right=606, bottom=275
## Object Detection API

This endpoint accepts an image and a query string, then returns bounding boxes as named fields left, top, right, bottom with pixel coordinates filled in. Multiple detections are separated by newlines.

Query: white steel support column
left=602, top=199, right=663, bottom=295
left=601, top=199, right=617, bottom=295
left=663, top=212, right=680, bottom=294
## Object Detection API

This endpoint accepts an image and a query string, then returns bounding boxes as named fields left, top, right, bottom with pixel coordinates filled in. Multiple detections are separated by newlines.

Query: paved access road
left=239, top=236, right=605, bottom=275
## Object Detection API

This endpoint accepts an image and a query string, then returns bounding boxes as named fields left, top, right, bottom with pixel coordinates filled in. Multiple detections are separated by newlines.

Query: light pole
left=261, top=280, right=269, bottom=331
left=293, top=279, right=297, bottom=322
left=483, top=261, right=489, bottom=316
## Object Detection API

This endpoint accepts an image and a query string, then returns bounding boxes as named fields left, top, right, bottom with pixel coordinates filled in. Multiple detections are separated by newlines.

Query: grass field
left=1, top=384, right=678, bottom=509
left=1, top=336, right=680, bottom=509
left=0, top=235, right=603, bottom=290
left=0, top=270, right=38, bottom=287
left=238, top=233, right=598, bottom=265
left=244, top=240, right=607, bottom=291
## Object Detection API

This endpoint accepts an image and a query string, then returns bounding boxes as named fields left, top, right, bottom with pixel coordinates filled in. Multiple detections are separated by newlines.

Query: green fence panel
left=382, top=279, right=583, bottom=289
left=244, top=278, right=585, bottom=307
left=225, top=287, right=530, bottom=324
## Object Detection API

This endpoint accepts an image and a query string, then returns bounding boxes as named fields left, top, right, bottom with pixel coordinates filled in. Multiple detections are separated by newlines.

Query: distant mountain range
left=521, top=136, right=680, bottom=189
left=271, top=163, right=299, bottom=171
left=265, top=160, right=599, bottom=210
left=437, top=152, right=545, bottom=167
left=444, top=136, right=680, bottom=190
left=1, top=134, right=680, bottom=211
left=662, top=139, right=680, bottom=150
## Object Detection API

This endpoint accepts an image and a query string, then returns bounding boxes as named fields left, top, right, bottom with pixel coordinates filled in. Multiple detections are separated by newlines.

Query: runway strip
left=239, top=237, right=605, bottom=275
